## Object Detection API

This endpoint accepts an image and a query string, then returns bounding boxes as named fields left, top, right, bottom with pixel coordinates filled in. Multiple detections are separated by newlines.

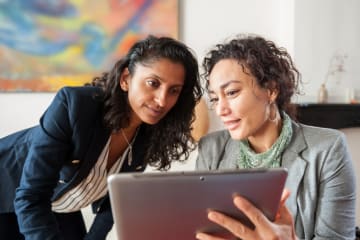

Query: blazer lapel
left=77, top=125, right=110, bottom=180
left=224, top=139, right=241, bottom=169
left=282, top=122, right=308, bottom=223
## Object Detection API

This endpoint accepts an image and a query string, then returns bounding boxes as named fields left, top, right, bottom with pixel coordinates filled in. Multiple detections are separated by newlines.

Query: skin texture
left=87, top=35, right=203, bottom=170
left=197, top=59, right=297, bottom=240
left=120, top=58, right=185, bottom=128
left=107, top=58, right=185, bottom=169
left=208, top=59, right=280, bottom=153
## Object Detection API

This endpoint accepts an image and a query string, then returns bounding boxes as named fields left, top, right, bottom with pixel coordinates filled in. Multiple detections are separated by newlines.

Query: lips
left=223, top=119, right=241, bottom=131
left=146, top=105, right=165, bottom=118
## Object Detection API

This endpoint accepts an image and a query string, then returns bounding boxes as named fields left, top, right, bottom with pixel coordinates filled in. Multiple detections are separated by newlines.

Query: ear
left=267, top=88, right=279, bottom=103
left=119, top=68, right=130, bottom=91
left=266, top=81, right=279, bottom=103
left=268, top=88, right=279, bottom=103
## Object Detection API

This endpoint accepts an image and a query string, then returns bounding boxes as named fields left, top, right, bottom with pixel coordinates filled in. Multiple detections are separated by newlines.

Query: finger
left=195, top=232, right=225, bottom=240
left=207, top=210, right=254, bottom=239
left=276, top=189, right=291, bottom=220
left=275, top=204, right=294, bottom=224
left=233, top=195, right=271, bottom=231
left=280, top=189, right=291, bottom=205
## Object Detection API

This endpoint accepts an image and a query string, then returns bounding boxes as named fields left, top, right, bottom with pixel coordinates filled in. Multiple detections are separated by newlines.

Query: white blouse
left=52, top=137, right=129, bottom=213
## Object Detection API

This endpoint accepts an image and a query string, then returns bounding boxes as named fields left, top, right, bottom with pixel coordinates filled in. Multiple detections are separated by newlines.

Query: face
left=120, top=58, right=185, bottom=126
left=208, top=59, right=275, bottom=140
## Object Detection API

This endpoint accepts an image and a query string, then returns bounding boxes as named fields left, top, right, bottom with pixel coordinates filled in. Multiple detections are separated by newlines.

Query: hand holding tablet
left=196, top=189, right=297, bottom=240
left=108, top=168, right=288, bottom=240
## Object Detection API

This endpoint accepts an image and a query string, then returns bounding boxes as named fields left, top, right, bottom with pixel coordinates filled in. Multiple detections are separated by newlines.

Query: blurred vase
left=318, top=84, right=328, bottom=103
left=345, top=88, right=356, bottom=103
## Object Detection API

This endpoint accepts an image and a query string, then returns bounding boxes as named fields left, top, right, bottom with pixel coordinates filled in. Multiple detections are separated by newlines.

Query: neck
left=107, top=125, right=139, bottom=171
left=127, top=109, right=143, bottom=131
left=247, top=119, right=283, bottom=153
left=121, top=126, right=139, bottom=136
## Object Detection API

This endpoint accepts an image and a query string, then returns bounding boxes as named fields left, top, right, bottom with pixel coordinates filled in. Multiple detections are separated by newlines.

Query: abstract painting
left=0, top=0, right=178, bottom=92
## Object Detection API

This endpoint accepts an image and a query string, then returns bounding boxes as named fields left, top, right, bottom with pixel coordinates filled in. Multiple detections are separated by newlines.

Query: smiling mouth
left=223, top=119, right=241, bottom=130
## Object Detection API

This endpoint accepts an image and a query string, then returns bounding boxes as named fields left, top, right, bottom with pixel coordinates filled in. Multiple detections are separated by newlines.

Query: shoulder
left=197, top=130, right=233, bottom=160
left=296, top=122, right=343, bottom=137
left=54, top=86, right=103, bottom=112
left=294, top=122, right=346, bottom=149
left=199, top=129, right=232, bottom=147
left=290, top=121, right=350, bottom=172
left=56, top=86, right=103, bottom=103
left=196, top=130, right=239, bottom=170
left=44, top=86, right=105, bottom=128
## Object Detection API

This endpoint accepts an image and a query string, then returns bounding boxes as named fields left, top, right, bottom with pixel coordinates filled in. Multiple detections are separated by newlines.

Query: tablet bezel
left=108, top=168, right=288, bottom=240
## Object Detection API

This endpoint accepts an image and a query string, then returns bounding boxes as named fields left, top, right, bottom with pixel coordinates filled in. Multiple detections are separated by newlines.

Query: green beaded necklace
left=237, top=112, right=293, bottom=169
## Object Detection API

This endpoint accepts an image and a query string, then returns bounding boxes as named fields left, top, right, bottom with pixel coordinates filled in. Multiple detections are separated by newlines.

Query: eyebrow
left=209, top=80, right=242, bottom=93
left=148, top=73, right=184, bottom=87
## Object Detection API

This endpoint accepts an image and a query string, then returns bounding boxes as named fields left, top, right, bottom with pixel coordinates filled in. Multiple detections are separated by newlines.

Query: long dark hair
left=89, top=35, right=202, bottom=170
left=202, top=34, right=301, bottom=119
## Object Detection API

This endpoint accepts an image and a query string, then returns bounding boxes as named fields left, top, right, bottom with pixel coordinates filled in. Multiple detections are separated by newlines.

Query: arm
left=313, top=133, right=356, bottom=239
left=14, top=88, right=76, bottom=240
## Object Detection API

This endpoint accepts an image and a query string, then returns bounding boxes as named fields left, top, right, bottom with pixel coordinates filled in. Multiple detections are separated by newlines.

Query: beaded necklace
left=237, top=112, right=293, bottom=169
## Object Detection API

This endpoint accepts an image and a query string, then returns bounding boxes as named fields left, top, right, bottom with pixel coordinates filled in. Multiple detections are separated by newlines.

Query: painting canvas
left=0, top=0, right=178, bottom=92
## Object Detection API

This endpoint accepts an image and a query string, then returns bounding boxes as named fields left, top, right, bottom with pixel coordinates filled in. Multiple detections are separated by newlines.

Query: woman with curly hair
left=195, top=34, right=355, bottom=240
left=0, top=35, right=202, bottom=240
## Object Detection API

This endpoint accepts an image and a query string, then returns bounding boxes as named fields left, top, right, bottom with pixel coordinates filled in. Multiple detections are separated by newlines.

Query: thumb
left=275, top=189, right=290, bottom=221
left=276, top=203, right=294, bottom=224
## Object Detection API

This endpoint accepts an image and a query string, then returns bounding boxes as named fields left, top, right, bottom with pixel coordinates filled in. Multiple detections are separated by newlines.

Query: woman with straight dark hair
left=0, top=35, right=202, bottom=240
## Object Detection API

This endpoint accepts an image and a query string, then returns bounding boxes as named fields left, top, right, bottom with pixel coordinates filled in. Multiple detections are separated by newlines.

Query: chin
left=142, top=117, right=161, bottom=125
left=143, top=120, right=158, bottom=125
left=229, top=130, right=246, bottom=140
left=229, top=132, right=241, bottom=140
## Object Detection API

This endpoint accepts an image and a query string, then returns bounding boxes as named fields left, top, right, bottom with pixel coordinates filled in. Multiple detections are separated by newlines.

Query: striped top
left=52, top=137, right=129, bottom=212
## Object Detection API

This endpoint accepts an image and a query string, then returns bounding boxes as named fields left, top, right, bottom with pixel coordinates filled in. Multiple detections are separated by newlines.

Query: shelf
left=296, top=103, right=360, bottom=129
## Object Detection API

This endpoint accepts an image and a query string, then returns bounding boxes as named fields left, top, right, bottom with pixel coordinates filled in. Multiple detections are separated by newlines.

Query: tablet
left=108, top=168, right=288, bottom=240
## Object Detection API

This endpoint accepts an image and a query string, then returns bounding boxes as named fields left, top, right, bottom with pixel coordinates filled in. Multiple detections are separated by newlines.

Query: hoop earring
left=268, top=102, right=279, bottom=122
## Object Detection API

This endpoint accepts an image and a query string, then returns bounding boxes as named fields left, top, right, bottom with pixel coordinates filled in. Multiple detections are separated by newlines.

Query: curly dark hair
left=202, top=34, right=301, bottom=119
left=88, top=35, right=203, bottom=170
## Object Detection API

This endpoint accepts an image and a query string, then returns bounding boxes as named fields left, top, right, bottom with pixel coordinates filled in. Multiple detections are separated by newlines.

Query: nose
left=154, top=89, right=167, bottom=108
left=215, top=98, right=230, bottom=117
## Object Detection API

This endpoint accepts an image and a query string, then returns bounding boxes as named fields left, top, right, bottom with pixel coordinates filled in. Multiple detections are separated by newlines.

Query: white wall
left=0, top=93, right=55, bottom=136
left=294, top=0, right=360, bottom=102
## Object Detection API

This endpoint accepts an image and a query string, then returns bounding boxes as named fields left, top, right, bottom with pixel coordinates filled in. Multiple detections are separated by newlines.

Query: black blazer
left=0, top=86, right=147, bottom=239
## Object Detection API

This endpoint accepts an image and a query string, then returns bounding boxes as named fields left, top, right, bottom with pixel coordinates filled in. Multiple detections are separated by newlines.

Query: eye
left=209, top=97, right=219, bottom=104
left=146, top=79, right=160, bottom=88
left=169, top=87, right=182, bottom=95
left=225, top=89, right=240, bottom=98
left=209, top=96, right=219, bottom=109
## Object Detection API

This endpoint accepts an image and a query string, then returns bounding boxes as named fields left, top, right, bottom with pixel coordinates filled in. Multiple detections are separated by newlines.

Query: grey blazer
left=196, top=121, right=356, bottom=240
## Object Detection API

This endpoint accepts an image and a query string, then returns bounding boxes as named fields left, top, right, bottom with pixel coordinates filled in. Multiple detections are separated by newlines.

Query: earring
left=268, top=102, right=279, bottom=122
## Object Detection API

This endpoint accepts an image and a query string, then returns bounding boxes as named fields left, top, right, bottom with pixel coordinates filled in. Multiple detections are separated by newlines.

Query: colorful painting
left=0, top=0, right=178, bottom=92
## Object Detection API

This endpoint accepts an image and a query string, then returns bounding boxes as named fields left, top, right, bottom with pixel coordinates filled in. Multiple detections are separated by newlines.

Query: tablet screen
left=108, top=168, right=287, bottom=240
